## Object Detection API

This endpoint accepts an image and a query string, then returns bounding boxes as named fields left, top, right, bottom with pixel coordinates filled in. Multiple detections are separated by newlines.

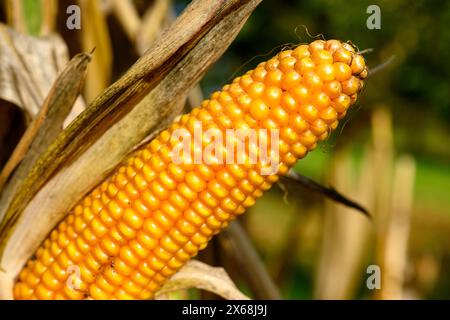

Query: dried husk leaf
left=0, top=52, right=91, bottom=208
left=156, top=260, right=250, bottom=300
left=78, top=0, right=113, bottom=103
left=0, top=24, right=68, bottom=118
left=136, top=0, right=173, bottom=56
left=0, top=0, right=262, bottom=298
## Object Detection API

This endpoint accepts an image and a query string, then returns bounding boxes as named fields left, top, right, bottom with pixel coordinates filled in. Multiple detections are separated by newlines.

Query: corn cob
left=13, top=39, right=367, bottom=300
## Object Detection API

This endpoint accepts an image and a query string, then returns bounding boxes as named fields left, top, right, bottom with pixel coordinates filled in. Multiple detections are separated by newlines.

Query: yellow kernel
left=250, top=99, right=269, bottom=120
left=100, top=237, right=120, bottom=256
left=293, top=45, right=310, bottom=59
left=150, top=155, right=166, bottom=172
left=137, top=231, right=158, bottom=250
left=90, top=283, right=110, bottom=300
left=63, top=285, right=84, bottom=300
left=116, top=190, right=131, bottom=207
left=320, top=106, right=338, bottom=124
left=177, top=220, right=196, bottom=237
left=332, top=94, right=351, bottom=112
left=265, top=69, right=283, bottom=86
left=342, top=76, right=361, bottom=95
left=161, top=235, right=181, bottom=253
left=159, top=171, right=176, bottom=190
left=96, top=276, right=115, bottom=293
left=263, top=86, right=282, bottom=107
left=291, top=142, right=308, bottom=158
left=221, top=198, right=238, bottom=212
left=333, top=48, right=353, bottom=64
left=178, top=183, right=197, bottom=202
left=199, top=191, right=218, bottom=208
left=41, top=271, right=60, bottom=291
left=280, top=93, right=297, bottom=113
left=300, top=104, right=319, bottom=122
left=117, top=221, right=137, bottom=240
left=248, top=170, right=264, bottom=186
left=103, top=267, right=125, bottom=286
left=154, top=247, right=172, bottom=262
left=334, top=62, right=352, bottom=81
left=142, top=190, right=160, bottom=210
left=151, top=181, right=169, bottom=200
left=35, top=283, right=54, bottom=300
left=281, top=70, right=301, bottom=90
left=167, top=257, right=183, bottom=269
left=149, top=256, right=165, bottom=271
left=309, top=40, right=326, bottom=52
left=311, top=119, right=328, bottom=136
left=304, top=72, right=323, bottom=91
left=296, top=57, right=315, bottom=75
left=132, top=199, right=150, bottom=218
left=192, top=200, right=212, bottom=217
left=279, top=56, right=297, bottom=72
left=54, top=233, right=67, bottom=250
left=184, top=208, right=203, bottom=226
left=185, top=172, right=206, bottom=193
left=351, top=55, right=366, bottom=75
left=316, top=63, right=335, bottom=82
left=130, top=240, right=149, bottom=259
left=228, top=164, right=246, bottom=180
left=66, top=242, right=82, bottom=263
left=252, top=66, right=267, bottom=82
left=107, top=201, right=122, bottom=220
left=207, top=181, right=228, bottom=199
left=325, top=39, right=342, bottom=53
left=206, top=215, right=222, bottom=229
left=82, top=228, right=97, bottom=245
left=248, top=82, right=265, bottom=98
left=290, top=114, right=308, bottom=132
left=312, top=49, right=333, bottom=65
left=168, top=191, right=189, bottom=210
left=269, top=107, right=289, bottom=126
left=278, top=50, right=292, bottom=59
left=93, top=247, right=109, bottom=264
left=290, top=84, right=309, bottom=105
left=123, top=279, right=142, bottom=296
left=91, top=218, right=108, bottom=237
left=133, top=174, right=147, bottom=191
left=242, top=196, right=256, bottom=208
left=143, top=219, right=165, bottom=239
left=312, top=92, right=331, bottom=110
left=114, top=258, right=133, bottom=276
left=299, top=130, right=318, bottom=147
left=323, top=80, right=342, bottom=98
left=265, top=58, right=279, bottom=70
left=142, top=164, right=156, bottom=182
left=73, top=216, right=86, bottom=233
left=123, top=208, right=143, bottom=230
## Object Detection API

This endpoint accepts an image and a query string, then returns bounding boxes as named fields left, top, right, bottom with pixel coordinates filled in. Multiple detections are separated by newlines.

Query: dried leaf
left=136, top=0, right=172, bottom=56
left=110, top=0, right=141, bottom=42
left=219, top=221, right=282, bottom=299
left=0, top=52, right=91, bottom=204
left=0, top=0, right=262, bottom=287
left=156, top=260, right=250, bottom=300
left=39, top=0, right=58, bottom=36
left=79, top=0, right=113, bottom=103
left=283, top=170, right=370, bottom=217
left=3, top=0, right=27, bottom=34
left=0, top=23, right=68, bottom=118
